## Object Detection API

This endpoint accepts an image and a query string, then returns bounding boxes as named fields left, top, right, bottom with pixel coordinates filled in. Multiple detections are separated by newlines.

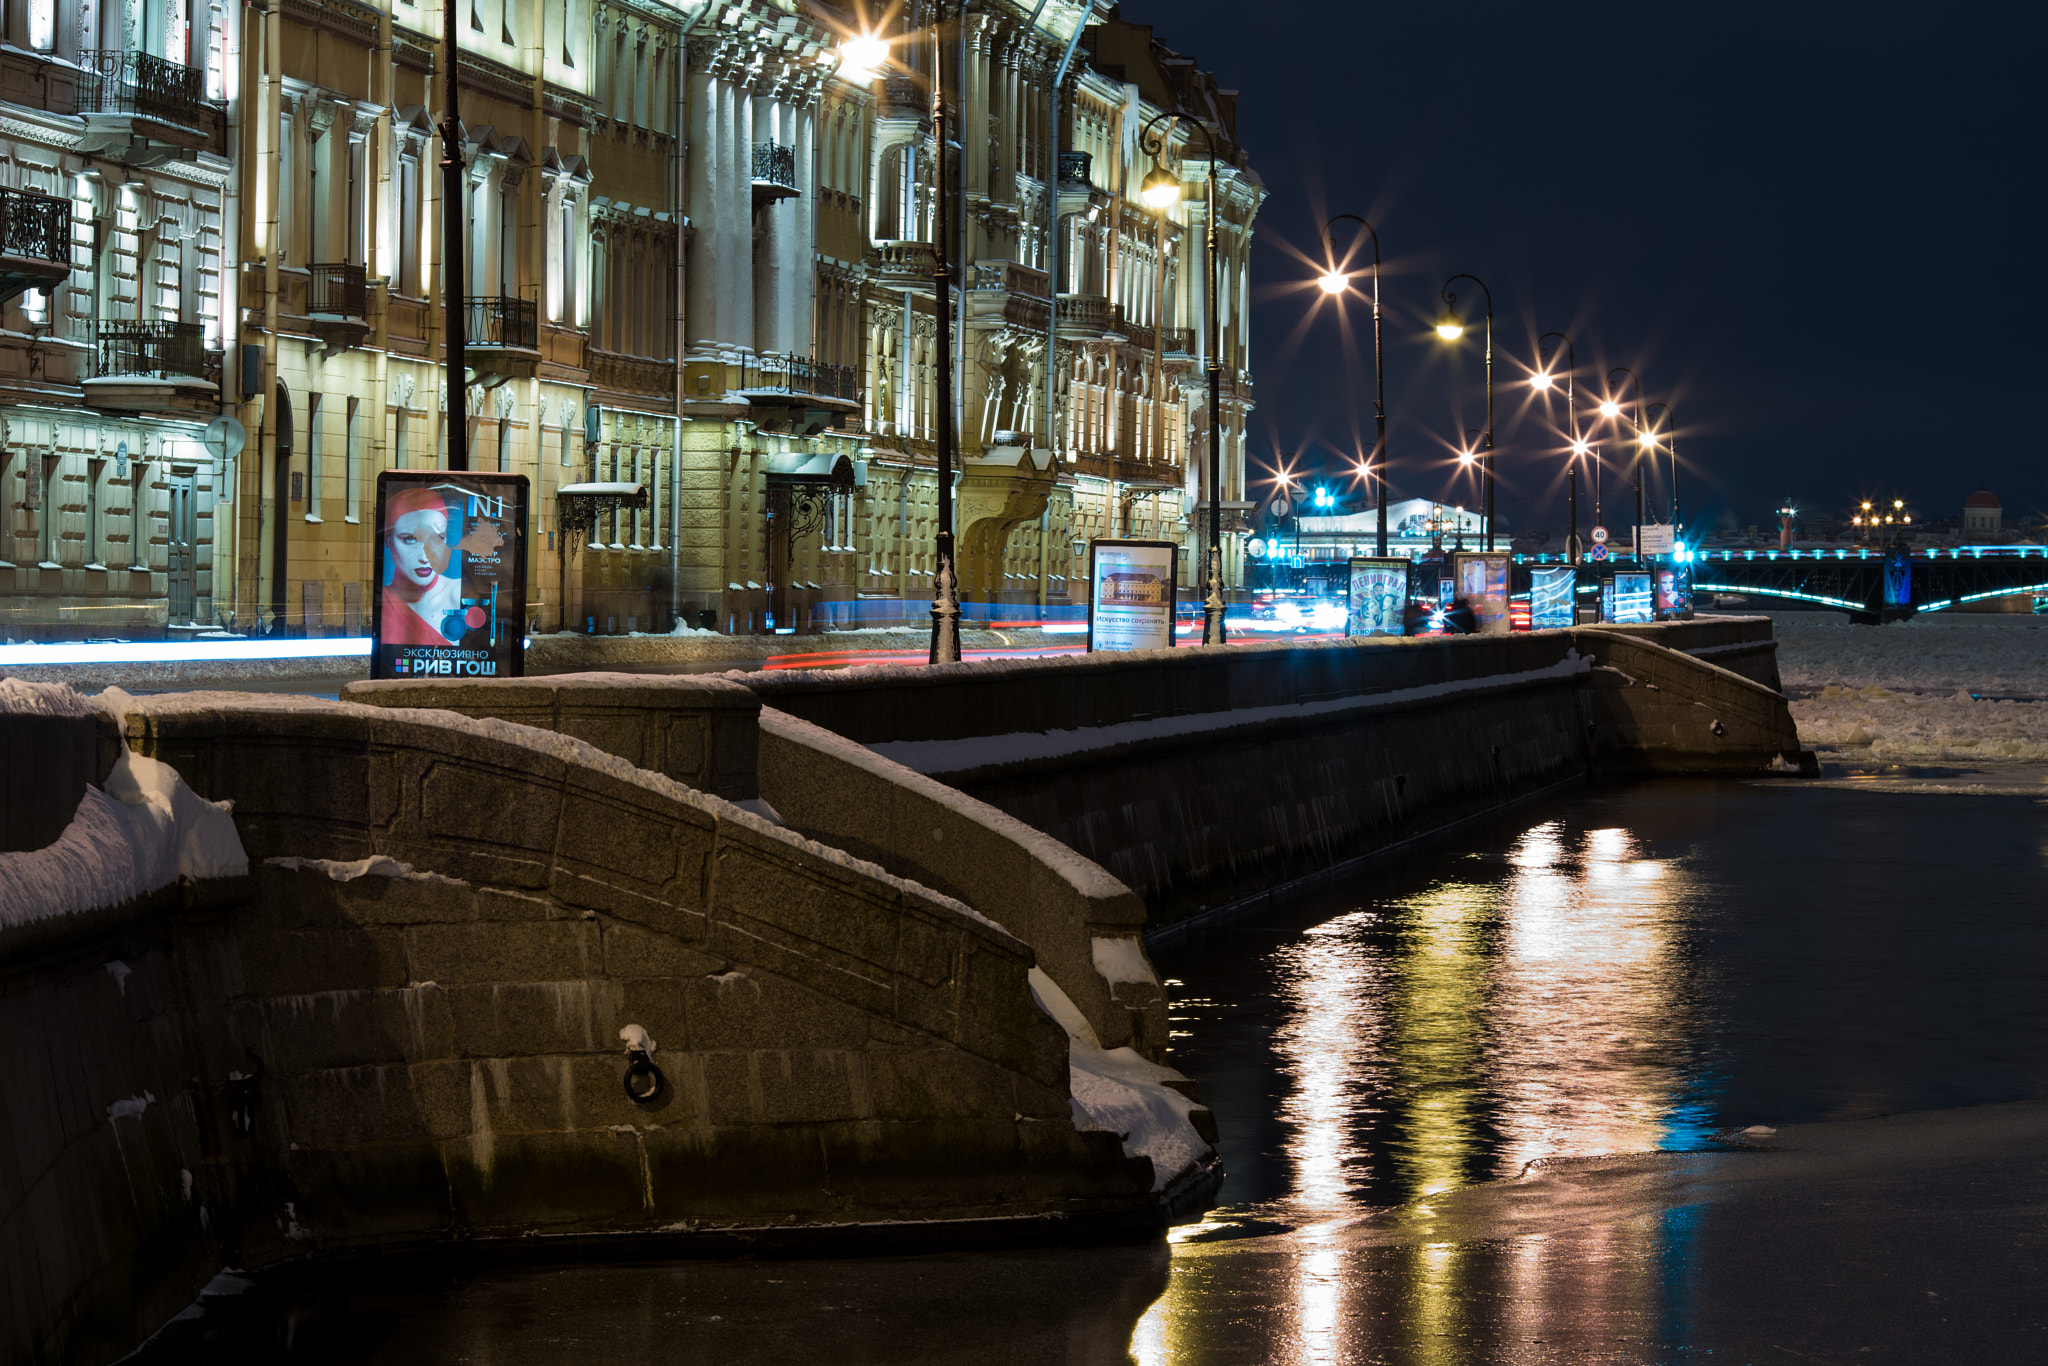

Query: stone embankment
left=1, top=618, right=1801, bottom=1366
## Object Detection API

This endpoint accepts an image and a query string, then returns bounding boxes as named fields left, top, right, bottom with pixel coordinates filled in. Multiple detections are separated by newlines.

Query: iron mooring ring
left=622, top=1049, right=666, bottom=1105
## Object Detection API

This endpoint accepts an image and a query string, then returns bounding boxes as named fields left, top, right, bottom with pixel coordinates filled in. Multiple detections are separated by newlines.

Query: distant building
left=1964, top=490, right=2002, bottom=535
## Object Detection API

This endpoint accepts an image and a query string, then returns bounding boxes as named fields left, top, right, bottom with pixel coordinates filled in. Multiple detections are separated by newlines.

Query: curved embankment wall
left=742, top=621, right=1803, bottom=929
left=1, top=693, right=1166, bottom=1366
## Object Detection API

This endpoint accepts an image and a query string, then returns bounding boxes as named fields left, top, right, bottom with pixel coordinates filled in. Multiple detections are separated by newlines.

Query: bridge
left=1513, top=545, right=2048, bottom=617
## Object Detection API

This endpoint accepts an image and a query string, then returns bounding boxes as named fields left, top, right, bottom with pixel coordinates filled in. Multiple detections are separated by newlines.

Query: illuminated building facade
left=0, top=0, right=235, bottom=638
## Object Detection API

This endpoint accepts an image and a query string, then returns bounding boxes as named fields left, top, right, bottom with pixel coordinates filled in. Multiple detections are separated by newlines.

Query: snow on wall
left=0, top=677, right=97, bottom=718
left=863, top=653, right=1594, bottom=776
left=0, top=745, right=248, bottom=930
left=1029, top=967, right=1212, bottom=1194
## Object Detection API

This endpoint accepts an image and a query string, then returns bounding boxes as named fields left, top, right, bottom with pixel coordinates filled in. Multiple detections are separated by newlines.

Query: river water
left=148, top=776, right=2048, bottom=1364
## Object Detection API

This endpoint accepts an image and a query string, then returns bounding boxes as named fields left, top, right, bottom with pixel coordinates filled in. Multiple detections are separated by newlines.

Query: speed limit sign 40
left=1590, top=526, right=1609, bottom=545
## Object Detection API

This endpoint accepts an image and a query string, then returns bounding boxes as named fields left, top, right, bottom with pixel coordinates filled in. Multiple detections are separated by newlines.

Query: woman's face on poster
left=390, top=509, right=450, bottom=587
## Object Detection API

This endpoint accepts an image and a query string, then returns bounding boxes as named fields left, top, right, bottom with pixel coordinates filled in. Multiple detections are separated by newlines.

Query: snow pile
left=265, top=855, right=466, bottom=886
left=0, top=745, right=248, bottom=930
left=1029, top=967, right=1212, bottom=1193
left=1772, top=613, right=2048, bottom=762
left=0, top=676, right=97, bottom=717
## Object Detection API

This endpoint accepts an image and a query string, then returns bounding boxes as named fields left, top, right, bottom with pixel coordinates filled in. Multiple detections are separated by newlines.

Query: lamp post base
left=929, top=532, right=961, bottom=665
left=1202, top=545, right=1226, bottom=646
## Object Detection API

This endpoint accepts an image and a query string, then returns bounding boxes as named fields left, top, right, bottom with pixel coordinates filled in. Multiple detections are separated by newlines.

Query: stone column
left=789, top=101, right=816, bottom=361
left=725, top=84, right=753, bottom=350
left=684, top=65, right=719, bottom=353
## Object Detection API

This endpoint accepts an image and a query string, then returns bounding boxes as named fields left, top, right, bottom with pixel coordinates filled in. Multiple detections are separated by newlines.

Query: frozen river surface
left=151, top=778, right=2048, bottom=1365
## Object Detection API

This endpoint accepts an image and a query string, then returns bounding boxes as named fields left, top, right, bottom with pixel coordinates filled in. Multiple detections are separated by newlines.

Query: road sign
left=1589, top=543, right=1610, bottom=562
left=1640, top=523, right=1676, bottom=556
left=1270, top=497, right=1292, bottom=519
left=1590, top=525, right=1609, bottom=545
left=203, top=415, right=247, bottom=462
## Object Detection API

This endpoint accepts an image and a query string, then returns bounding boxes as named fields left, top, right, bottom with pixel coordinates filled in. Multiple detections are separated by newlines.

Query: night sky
left=1123, top=0, right=2047, bottom=539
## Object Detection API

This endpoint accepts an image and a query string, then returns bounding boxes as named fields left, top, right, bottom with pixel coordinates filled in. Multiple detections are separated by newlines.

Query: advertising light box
left=371, top=470, right=529, bottom=681
left=1530, top=566, right=1576, bottom=630
left=1603, top=571, right=1653, bottom=624
left=1449, top=552, right=1512, bottom=634
left=1346, top=558, right=1409, bottom=637
left=1088, top=539, right=1178, bottom=652
left=1654, top=563, right=1694, bottom=620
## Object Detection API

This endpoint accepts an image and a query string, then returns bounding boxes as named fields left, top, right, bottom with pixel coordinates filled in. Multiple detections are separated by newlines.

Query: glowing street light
left=1534, top=330, right=1584, bottom=563
left=1435, top=275, right=1495, bottom=550
left=1529, top=370, right=1554, bottom=391
left=1598, top=398, right=1621, bottom=419
left=1139, top=166, right=1181, bottom=210
left=837, top=32, right=890, bottom=80
left=1317, top=213, right=1388, bottom=553
left=1597, top=368, right=1648, bottom=558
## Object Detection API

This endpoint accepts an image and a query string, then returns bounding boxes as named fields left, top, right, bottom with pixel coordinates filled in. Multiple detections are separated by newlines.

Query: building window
left=38, top=457, right=58, bottom=566
left=344, top=396, right=361, bottom=520
left=29, top=0, right=55, bottom=51
left=85, top=460, right=103, bottom=566
left=305, top=392, right=323, bottom=520
left=398, top=155, right=420, bottom=295
left=347, top=136, right=368, bottom=266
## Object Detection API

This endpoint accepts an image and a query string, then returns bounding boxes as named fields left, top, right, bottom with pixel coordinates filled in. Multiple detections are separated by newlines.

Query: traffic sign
left=1589, top=543, right=1610, bottom=562
left=203, top=415, right=247, bottom=462
left=1590, top=525, right=1609, bottom=545
left=1270, top=497, right=1292, bottom=519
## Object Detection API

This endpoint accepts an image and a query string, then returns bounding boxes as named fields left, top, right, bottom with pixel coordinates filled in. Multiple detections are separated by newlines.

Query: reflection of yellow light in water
left=1390, top=884, right=1490, bottom=1200
left=1273, top=910, right=1381, bottom=1215
left=1129, top=1283, right=1170, bottom=1366
left=1296, top=1244, right=1344, bottom=1364
left=1409, top=1242, right=1463, bottom=1366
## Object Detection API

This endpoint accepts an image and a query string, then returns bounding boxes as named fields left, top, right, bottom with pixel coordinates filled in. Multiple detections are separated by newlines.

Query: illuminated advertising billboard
left=371, top=471, right=529, bottom=681
left=1449, top=552, right=1512, bottom=634
left=1087, top=539, right=1178, bottom=652
left=1530, top=566, right=1576, bottom=630
left=1654, top=563, right=1693, bottom=620
left=1346, top=558, right=1409, bottom=637
left=1603, top=571, right=1653, bottom=624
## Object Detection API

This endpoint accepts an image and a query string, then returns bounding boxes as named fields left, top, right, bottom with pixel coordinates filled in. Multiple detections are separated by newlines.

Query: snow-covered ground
left=1767, top=611, right=2048, bottom=763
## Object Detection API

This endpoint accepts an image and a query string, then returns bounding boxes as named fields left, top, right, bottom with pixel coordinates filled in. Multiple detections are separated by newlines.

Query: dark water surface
left=145, top=779, right=2048, bottom=1365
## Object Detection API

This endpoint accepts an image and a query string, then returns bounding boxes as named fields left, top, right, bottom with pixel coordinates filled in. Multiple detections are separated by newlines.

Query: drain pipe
left=671, top=2, right=713, bottom=631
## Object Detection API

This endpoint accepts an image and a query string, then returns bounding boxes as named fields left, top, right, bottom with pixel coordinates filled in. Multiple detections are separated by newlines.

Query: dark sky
left=1122, top=0, right=2047, bottom=537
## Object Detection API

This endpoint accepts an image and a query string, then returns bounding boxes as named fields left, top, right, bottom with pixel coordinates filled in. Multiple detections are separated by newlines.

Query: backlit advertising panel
left=1654, top=563, right=1693, bottom=620
left=1602, top=571, right=1653, bottom=624
left=1530, top=566, right=1576, bottom=630
left=371, top=471, right=528, bottom=680
left=1346, top=558, right=1409, bottom=636
left=1087, top=539, right=1178, bottom=652
left=1449, top=551, right=1511, bottom=634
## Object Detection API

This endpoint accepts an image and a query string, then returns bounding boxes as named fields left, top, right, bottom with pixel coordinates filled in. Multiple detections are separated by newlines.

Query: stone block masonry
left=0, top=693, right=1163, bottom=1366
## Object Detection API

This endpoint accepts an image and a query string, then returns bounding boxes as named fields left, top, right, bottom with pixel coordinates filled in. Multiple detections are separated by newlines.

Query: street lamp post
left=1532, top=331, right=1581, bottom=563
left=1435, top=275, right=1495, bottom=551
left=927, top=4, right=961, bottom=664
left=1140, top=113, right=1226, bottom=645
left=1317, top=214, right=1387, bottom=556
left=1646, top=401, right=1679, bottom=536
left=1601, top=367, right=1647, bottom=561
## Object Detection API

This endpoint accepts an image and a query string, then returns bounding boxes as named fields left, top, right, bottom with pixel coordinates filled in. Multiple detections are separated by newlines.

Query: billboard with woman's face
left=371, top=471, right=528, bottom=680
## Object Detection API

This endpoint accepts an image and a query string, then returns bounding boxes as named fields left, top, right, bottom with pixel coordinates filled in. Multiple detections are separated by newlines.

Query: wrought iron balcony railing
left=0, top=188, right=69, bottom=265
left=746, top=353, right=861, bottom=403
left=94, top=319, right=222, bottom=385
left=308, top=262, right=367, bottom=318
left=76, top=50, right=221, bottom=132
left=751, top=141, right=796, bottom=189
left=584, top=343, right=676, bottom=396
left=1058, top=151, right=1093, bottom=186
left=878, top=78, right=925, bottom=118
left=464, top=295, right=538, bottom=349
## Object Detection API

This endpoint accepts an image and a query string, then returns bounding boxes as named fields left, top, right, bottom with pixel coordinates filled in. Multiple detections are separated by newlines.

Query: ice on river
left=1769, top=611, right=2048, bottom=764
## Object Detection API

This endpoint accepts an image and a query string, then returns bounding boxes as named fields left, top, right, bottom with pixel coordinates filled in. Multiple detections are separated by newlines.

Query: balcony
left=752, top=141, right=798, bottom=211
left=459, top=295, right=539, bottom=387
left=307, top=262, right=369, bottom=353
left=74, top=50, right=224, bottom=166
left=867, top=239, right=940, bottom=293
left=740, top=352, right=862, bottom=435
left=585, top=343, right=677, bottom=397
left=85, top=319, right=222, bottom=413
left=878, top=77, right=926, bottom=122
left=0, top=188, right=70, bottom=306
left=1057, top=293, right=1116, bottom=340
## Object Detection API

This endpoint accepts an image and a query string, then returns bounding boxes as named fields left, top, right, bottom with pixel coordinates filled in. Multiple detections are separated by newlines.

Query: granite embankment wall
left=1, top=695, right=1160, bottom=1366
left=743, top=620, right=1802, bottom=927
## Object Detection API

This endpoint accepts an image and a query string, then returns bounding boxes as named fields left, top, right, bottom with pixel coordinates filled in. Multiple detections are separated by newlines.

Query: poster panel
left=1449, top=551, right=1512, bottom=634
left=371, top=471, right=529, bottom=680
left=1346, top=558, right=1409, bottom=636
left=1639, top=523, right=1677, bottom=557
left=1603, top=571, right=1653, bottom=624
left=1654, top=563, right=1694, bottom=620
left=1087, top=539, right=1178, bottom=652
left=1530, top=566, right=1576, bottom=630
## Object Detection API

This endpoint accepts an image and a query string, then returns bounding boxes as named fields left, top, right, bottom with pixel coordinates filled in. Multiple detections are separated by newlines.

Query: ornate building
left=0, top=0, right=235, bottom=638
left=0, top=0, right=1259, bottom=639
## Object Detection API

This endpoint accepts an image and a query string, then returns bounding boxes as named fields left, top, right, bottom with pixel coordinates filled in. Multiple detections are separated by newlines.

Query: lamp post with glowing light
left=1597, top=367, right=1649, bottom=561
left=1454, top=428, right=1483, bottom=550
left=1645, top=402, right=1681, bottom=537
left=1317, top=214, right=1386, bottom=556
left=1435, top=275, right=1495, bottom=551
left=1531, top=331, right=1583, bottom=563
left=1139, top=112, right=1226, bottom=645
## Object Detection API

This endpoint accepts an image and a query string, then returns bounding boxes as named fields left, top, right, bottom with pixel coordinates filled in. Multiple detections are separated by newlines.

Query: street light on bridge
left=1435, top=275, right=1495, bottom=550
left=1533, top=331, right=1583, bottom=563
left=1315, top=214, right=1388, bottom=556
